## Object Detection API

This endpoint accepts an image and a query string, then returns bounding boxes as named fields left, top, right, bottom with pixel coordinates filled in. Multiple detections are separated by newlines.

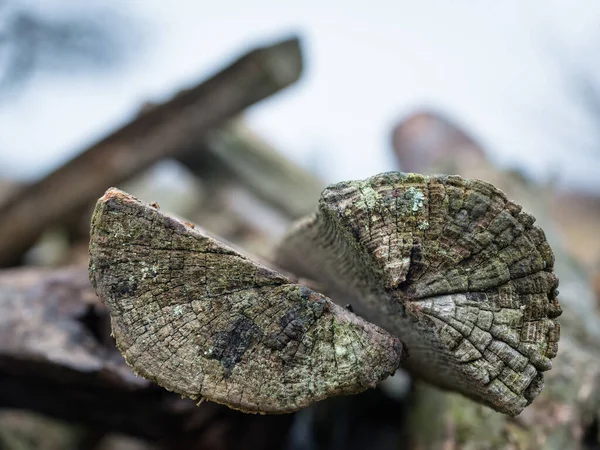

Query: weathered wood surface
left=405, top=241, right=600, bottom=448
left=89, top=189, right=406, bottom=413
left=276, top=172, right=561, bottom=417
left=0, top=266, right=294, bottom=449
left=0, top=36, right=303, bottom=268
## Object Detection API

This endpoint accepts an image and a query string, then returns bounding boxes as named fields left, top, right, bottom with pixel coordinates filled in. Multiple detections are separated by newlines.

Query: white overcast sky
left=2, top=1, right=600, bottom=193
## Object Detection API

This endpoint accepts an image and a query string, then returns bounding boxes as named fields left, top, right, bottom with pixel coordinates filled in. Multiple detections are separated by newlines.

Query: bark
left=88, top=189, right=406, bottom=414
left=0, top=36, right=303, bottom=268
left=0, top=266, right=295, bottom=449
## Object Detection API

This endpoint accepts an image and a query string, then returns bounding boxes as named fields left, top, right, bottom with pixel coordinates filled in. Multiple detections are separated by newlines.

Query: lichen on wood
left=89, top=188, right=405, bottom=414
left=276, top=172, right=561, bottom=416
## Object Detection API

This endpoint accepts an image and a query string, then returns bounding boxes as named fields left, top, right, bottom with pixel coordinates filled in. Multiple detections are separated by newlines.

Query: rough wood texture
left=0, top=266, right=296, bottom=449
left=407, top=334, right=600, bottom=450
left=0, top=36, right=302, bottom=268
left=276, top=172, right=561, bottom=416
left=89, top=189, right=406, bottom=413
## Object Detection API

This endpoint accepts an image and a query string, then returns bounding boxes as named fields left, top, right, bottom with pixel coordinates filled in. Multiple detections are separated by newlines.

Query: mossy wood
left=89, top=189, right=405, bottom=414
left=89, top=172, right=561, bottom=416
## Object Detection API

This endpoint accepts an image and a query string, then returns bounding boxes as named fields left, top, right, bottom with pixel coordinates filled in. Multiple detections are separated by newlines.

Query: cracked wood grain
left=275, top=172, right=561, bottom=417
left=89, top=189, right=405, bottom=414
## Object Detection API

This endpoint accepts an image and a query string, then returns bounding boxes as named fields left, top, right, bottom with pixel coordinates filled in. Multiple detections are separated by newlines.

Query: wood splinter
left=89, top=171, right=561, bottom=417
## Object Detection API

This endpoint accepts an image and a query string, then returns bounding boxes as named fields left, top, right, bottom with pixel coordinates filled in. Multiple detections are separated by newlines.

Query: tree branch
left=176, top=117, right=324, bottom=220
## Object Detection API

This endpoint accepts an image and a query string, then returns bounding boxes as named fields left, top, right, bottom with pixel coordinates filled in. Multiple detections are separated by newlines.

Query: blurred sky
left=1, top=1, right=600, bottom=193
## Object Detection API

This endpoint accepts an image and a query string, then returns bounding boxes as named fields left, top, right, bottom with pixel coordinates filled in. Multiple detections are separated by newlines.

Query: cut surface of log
left=89, top=189, right=405, bottom=414
left=177, top=117, right=324, bottom=220
left=276, top=172, right=561, bottom=416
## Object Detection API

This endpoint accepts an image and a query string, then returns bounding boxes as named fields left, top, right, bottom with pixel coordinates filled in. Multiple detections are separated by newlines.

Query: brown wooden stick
left=0, top=36, right=303, bottom=267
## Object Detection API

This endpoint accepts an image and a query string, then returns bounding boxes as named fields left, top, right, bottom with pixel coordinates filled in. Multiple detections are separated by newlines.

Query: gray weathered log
left=276, top=172, right=561, bottom=417
left=89, top=188, right=406, bottom=414
left=0, top=36, right=303, bottom=268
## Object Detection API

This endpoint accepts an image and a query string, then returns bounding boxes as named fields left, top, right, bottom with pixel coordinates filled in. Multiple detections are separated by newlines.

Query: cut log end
left=89, top=188, right=406, bottom=414
left=276, top=171, right=561, bottom=416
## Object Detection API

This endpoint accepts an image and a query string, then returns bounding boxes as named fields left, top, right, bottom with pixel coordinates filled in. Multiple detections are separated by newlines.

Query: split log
left=0, top=36, right=303, bottom=268
left=275, top=172, right=560, bottom=417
